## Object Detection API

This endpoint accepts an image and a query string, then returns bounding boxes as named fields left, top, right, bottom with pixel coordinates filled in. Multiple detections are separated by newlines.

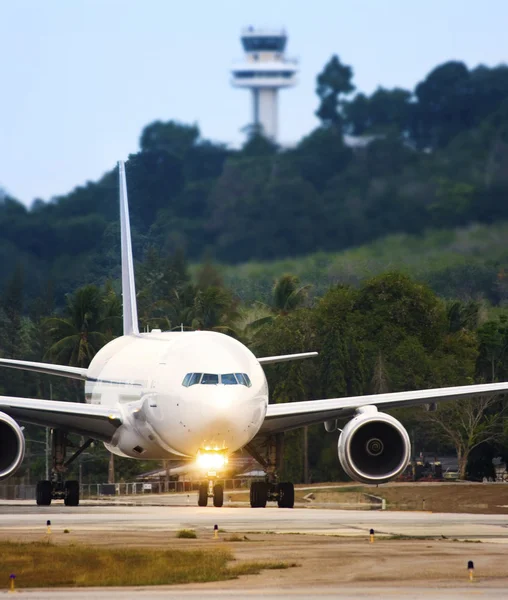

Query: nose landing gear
left=197, top=476, right=224, bottom=507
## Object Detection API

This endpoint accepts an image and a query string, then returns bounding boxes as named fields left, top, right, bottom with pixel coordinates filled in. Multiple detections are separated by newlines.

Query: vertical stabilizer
left=118, top=161, right=139, bottom=336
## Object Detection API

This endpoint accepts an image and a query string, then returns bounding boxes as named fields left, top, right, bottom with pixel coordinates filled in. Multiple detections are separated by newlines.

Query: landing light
left=196, top=450, right=228, bottom=470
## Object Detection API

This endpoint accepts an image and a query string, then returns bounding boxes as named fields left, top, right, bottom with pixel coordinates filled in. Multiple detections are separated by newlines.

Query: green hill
left=221, top=221, right=508, bottom=305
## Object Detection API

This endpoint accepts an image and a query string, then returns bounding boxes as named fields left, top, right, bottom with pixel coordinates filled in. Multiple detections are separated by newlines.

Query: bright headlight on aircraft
left=196, top=450, right=228, bottom=470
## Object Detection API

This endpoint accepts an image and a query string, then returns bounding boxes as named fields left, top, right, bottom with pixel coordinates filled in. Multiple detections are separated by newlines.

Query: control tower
left=231, top=27, right=298, bottom=140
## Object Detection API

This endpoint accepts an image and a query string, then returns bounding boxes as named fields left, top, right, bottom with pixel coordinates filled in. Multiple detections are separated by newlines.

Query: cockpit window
left=235, top=373, right=252, bottom=387
left=189, top=373, right=202, bottom=386
left=234, top=373, right=246, bottom=386
left=182, top=372, right=252, bottom=387
left=221, top=373, right=237, bottom=385
left=182, top=373, right=202, bottom=387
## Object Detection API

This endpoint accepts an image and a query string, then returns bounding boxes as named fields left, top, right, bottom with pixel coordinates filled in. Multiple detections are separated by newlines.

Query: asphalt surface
left=1, top=499, right=508, bottom=540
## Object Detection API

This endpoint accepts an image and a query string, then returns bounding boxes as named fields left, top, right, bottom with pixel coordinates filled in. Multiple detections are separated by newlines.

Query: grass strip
left=0, top=541, right=292, bottom=587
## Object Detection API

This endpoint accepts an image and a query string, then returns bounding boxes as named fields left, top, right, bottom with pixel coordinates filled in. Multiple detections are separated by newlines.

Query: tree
left=1, top=263, right=24, bottom=357
left=272, top=275, right=311, bottom=314
left=44, top=284, right=121, bottom=369
left=191, top=285, right=238, bottom=332
left=446, top=300, right=483, bottom=333
left=344, top=87, right=412, bottom=136
left=139, top=120, right=199, bottom=157
left=424, top=396, right=506, bottom=479
left=294, top=127, right=352, bottom=191
left=241, top=130, right=278, bottom=156
left=355, top=272, right=447, bottom=357
left=476, top=316, right=508, bottom=382
left=412, top=61, right=471, bottom=148
left=316, top=55, right=355, bottom=130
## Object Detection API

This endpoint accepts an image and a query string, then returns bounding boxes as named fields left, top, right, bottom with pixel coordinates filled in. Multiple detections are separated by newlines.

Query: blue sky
left=1, top=0, right=507, bottom=205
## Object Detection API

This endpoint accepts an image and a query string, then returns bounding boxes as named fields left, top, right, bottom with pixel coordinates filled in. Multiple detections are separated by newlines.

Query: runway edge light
left=214, top=524, right=219, bottom=539
left=468, top=560, right=474, bottom=582
left=46, top=520, right=51, bottom=534
left=8, top=574, right=15, bottom=593
left=369, top=528, right=375, bottom=543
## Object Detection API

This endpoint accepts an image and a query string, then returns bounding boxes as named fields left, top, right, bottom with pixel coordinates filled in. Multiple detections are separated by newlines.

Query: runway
left=1, top=500, right=508, bottom=540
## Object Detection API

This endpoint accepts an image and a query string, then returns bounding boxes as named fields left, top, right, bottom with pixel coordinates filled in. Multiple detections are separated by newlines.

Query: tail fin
left=118, top=161, right=139, bottom=336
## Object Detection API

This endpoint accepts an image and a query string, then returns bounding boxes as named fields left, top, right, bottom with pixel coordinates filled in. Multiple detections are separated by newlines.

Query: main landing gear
left=36, top=430, right=93, bottom=507
left=250, top=480, right=294, bottom=508
left=197, top=478, right=224, bottom=508
left=246, top=433, right=295, bottom=509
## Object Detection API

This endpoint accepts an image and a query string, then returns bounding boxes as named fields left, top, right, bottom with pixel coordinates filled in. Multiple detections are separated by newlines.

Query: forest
left=1, top=54, right=508, bottom=483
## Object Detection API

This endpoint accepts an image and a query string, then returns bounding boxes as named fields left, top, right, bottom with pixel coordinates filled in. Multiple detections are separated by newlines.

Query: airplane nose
left=171, top=385, right=265, bottom=456
left=199, top=387, right=236, bottom=417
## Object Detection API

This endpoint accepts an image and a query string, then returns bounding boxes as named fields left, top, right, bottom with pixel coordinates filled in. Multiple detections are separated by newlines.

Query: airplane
left=0, top=160, right=507, bottom=509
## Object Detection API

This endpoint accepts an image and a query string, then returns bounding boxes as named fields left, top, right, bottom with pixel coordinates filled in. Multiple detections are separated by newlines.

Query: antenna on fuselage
left=118, top=161, right=139, bottom=336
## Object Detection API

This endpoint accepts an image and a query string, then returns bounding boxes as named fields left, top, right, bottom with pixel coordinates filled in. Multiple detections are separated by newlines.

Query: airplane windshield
left=182, top=372, right=252, bottom=387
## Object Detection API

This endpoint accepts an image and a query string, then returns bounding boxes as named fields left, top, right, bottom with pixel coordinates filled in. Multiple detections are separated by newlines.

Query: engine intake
left=338, top=406, right=410, bottom=484
left=0, top=412, right=25, bottom=481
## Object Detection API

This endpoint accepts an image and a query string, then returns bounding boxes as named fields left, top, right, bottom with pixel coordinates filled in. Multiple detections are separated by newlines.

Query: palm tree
left=246, top=275, right=312, bottom=337
left=272, top=275, right=311, bottom=314
left=191, top=286, right=239, bottom=333
left=44, top=284, right=121, bottom=368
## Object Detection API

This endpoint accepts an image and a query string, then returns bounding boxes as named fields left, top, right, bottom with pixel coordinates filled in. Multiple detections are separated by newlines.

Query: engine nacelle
left=338, top=406, right=410, bottom=484
left=0, top=412, right=25, bottom=481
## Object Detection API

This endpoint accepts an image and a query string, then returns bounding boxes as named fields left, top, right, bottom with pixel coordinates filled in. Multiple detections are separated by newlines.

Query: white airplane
left=1, top=161, right=507, bottom=508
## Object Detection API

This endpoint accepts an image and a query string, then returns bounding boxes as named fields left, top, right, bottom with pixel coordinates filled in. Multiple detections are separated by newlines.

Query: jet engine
left=338, top=406, right=410, bottom=484
left=0, top=412, right=25, bottom=481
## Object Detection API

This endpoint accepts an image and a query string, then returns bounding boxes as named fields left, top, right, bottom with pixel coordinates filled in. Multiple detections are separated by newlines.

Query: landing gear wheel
left=250, top=481, right=268, bottom=508
left=213, top=484, right=224, bottom=507
left=198, top=483, right=208, bottom=507
left=64, top=480, right=80, bottom=506
left=277, top=482, right=294, bottom=508
left=36, top=480, right=52, bottom=506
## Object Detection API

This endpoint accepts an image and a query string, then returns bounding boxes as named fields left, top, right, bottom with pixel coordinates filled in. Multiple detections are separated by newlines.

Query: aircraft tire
left=198, top=483, right=208, bottom=507
left=36, top=480, right=52, bottom=506
left=277, top=482, right=294, bottom=508
left=213, top=484, right=224, bottom=507
left=250, top=481, right=268, bottom=508
left=64, top=480, right=80, bottom=506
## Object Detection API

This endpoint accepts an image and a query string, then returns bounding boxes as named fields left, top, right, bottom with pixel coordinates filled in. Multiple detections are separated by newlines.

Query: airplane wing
left=258, top=352, right=318, bottom=365
left=0, top=396, right=122, bottom=441
left=258, top=380, right=508, bottom=436
left=0, top=358, right=87, bottom=380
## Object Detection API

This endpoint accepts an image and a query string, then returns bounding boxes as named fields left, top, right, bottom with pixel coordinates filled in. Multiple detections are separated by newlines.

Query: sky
left=1, top=0, right=507, bottom=205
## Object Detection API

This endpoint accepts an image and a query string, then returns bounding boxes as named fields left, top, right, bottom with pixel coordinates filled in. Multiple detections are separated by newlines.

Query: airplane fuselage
left=85, top=330, right=268, bottom=461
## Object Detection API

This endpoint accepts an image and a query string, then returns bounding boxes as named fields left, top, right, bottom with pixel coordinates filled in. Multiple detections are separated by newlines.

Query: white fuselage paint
left=84, top=331, right=268, bottom=461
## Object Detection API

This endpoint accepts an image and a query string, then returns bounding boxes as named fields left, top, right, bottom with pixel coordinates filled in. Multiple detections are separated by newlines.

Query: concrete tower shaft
left=231, top=27, right=298, bottom=140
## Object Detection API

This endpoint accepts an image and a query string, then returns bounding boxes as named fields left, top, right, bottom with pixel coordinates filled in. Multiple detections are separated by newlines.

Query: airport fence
left=0, top=478, right=252, bottom=501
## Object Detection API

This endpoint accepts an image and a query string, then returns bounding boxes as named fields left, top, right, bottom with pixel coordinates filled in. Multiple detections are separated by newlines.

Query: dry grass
left=301, top=483, right=508, bottom=514
left=0, top=541, right=292, bottom=587
left=176, top=529, right=197, bottom=539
